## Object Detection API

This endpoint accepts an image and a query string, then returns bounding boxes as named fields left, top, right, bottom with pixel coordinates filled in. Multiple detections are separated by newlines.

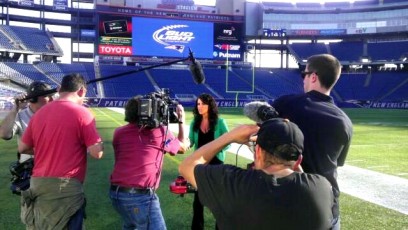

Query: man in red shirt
left=18, top=73, right=104, bottom=229
left=109, top=95, right=190, bottom=230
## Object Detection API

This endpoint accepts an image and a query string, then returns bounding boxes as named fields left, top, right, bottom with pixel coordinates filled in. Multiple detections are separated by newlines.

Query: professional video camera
left=138, top=88, right=179, bottom=128
left=169, top=175, right=196, bottom=197
left=9, top=158, right=34, bottom=195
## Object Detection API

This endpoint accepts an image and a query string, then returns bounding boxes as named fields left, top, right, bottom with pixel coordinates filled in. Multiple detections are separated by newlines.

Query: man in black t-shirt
left=179, top=118, right=334, bottom=230
left=272, top=54, right=353, bottom=229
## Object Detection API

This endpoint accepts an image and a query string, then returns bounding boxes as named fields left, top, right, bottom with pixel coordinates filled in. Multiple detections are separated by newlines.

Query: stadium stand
left=35, top=62, right=65, bottom=83
left=99, top=64, right=156, bottom=98
left=367, top=41, right=408, bottom=62
left=289, top=43, right=328, bottom=61
left=10, top=26, right=60, bottom=54
left=4, top=62, right=56, bottom=86
left=0, top=30, right=21, bottom=51
left=0, top=0, right=405, bottom=109
left=0, top=62, right=33, bottom=85
left=150, top=68, right=210, bottom=97
left=329, top=41, right=364, bottom=63
left=333, top=71, right=408, bottom=102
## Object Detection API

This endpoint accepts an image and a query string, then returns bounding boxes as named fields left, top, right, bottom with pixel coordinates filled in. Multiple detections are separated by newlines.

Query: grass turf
left=0, top=107, right=407, bottom=229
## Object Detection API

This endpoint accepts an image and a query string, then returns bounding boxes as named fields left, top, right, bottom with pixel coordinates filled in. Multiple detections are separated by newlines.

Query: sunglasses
left=301, top=71, right=315, bottom=79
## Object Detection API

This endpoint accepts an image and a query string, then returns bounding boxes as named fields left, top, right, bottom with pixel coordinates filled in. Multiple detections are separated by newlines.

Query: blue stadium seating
left=35, top=62, right=65, bottom=83
left=234, top=68, right=303, bottom=99
left=367, top=41, right=408, bottom=62
left=2, top=62, right=406, bottom=105
left=0, top=31, right=19, bottom=50
left=8, top=26, right=59, bottom=54
left=334, top=71, right=408, bottom=102
left=289, top=43, right=328, bottom=60
left=330, top=41, right=364, bottom=63
left=99, top=64, right=156, bottom=97
left=150, top=68, right=210, bottom=98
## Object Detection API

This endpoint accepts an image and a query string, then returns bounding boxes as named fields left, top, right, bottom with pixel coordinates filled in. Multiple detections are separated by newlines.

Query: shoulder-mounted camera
left=138, top=88, right=179, bottom=128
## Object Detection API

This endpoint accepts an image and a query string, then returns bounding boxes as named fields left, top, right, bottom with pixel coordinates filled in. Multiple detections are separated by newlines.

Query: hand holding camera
left=14, top=93, right=28, bottom=112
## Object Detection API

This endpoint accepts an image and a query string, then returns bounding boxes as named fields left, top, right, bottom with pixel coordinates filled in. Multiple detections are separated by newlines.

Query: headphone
left=27, top=82, right=52, bottom=103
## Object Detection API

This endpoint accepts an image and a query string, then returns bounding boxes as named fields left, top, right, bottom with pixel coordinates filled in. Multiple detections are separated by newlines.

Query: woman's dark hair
left=192, top=93, right=219, bottom=131
left=124, top=95, right=142, bottom=123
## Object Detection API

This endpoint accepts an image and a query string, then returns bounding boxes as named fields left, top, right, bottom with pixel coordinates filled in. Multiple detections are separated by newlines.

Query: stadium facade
left=0, top=0, right=407, bottom=109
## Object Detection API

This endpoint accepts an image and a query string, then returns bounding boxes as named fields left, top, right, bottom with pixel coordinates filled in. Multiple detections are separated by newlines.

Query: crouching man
left=179, top=118, right=334, bottom=230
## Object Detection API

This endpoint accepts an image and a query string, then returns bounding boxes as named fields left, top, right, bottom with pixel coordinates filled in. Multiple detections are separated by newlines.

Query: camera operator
left=18, top=73, right=104, bottom=229
left=0, top=81, right=55, bottom=229
left=179, top=118, right=334, bottom=230
left=109, top=95, right=190, bottom=230
left=0, top=81, right=55, bottom=161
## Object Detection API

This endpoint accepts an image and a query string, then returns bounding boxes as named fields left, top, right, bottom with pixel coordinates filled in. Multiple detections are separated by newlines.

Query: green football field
left=0, top=108, right=407, bottom=229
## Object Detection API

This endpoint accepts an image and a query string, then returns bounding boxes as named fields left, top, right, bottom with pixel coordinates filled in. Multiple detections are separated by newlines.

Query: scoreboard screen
left=98, top=14, right=243, bottom=60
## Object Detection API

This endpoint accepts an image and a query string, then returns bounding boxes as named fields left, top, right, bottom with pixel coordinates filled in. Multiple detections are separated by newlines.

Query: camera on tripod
left=138, top=88, right=179, bottom=128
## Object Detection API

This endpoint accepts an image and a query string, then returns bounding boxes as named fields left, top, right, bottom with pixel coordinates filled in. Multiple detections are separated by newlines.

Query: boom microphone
left=16, top=88, right=58, bottom=102
left=188, top=48, right=206, bottom=84
left=243, top=101, right=279, bottom=124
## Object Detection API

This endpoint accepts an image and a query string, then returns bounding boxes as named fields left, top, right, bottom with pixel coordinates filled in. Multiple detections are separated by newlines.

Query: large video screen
left=98, top=15, right=133, bottom=56
left=213, top=23, right=243, bottom=60
left=132, top=17, right=213, bottom=58
left=98, top=15, right=243, bottom=60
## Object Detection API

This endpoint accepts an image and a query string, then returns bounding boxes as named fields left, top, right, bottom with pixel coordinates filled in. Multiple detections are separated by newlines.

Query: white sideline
left=107, top=107, right=408, bottom=215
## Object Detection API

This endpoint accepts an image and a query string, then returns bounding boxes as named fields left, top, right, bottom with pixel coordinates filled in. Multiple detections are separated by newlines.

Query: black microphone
left=188, top=48, right=206, bottom=84
left=16, top=88, right=58, bottom=102
left=243, top=101, right=279, bottom=124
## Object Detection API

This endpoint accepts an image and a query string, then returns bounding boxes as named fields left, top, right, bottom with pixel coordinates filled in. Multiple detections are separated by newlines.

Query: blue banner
left=369, top=102, right=408, bottom=109
left=86, top=98, right=269, bottom=108
left=86, top=98, right=408, bottom=110
left=53, top=0, right=67, bottom=10
left=19, top=0, right=34, bottom=7
left=81, top=29, right=96, bottom=37
left=96, top=5, right=244, bottom=23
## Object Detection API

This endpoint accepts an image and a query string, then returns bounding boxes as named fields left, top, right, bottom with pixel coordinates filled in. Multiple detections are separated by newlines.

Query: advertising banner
left=86, top=98, right=270, bottom=108
left=213, top=23, right=243, bottom=60
left=286, top=29, right=346, bottom=36
left=98, top=15, right=133, bottom=56
left=347, top=27, right=376, bottom=35
left=81, top=29, right=96, bottom=37
left=369, top=102, right=408, bottom=109
left=97, top=14, right=243, bottom=60
left=19, top=0, right=34, bottom=6
left=86, top=98, right=408, bottom=110
left=132, top=17, right=214, bottom=58
left=53, top=0, right=67, bottom=10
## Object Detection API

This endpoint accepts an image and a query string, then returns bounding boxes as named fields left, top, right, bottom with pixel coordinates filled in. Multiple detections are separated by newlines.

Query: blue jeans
left=67, top=201, right=85, bottom=230
left=109, top=189, right=166, bottom=230
left=332, top=216, right=340, bottom=230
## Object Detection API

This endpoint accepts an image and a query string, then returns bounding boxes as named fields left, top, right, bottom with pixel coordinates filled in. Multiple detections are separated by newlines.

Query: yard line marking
left=346, top=160, right=365, bottom=162
left=94, top=108, right=123, bottom=126
left=367, top=165, right=390, bottom=169
left=396, top=173, right=408, bottom=176
left=338, top=165, right=408, bottom=215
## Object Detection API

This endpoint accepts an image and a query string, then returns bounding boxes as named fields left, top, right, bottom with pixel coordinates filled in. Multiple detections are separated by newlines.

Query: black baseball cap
left=257, top=118, right=304, bottom=161
left=26, top=81, right=54, bottom=98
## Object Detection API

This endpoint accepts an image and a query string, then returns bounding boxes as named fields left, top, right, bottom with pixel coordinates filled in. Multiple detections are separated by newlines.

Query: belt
left=110, top=185, right=152, bottom=194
